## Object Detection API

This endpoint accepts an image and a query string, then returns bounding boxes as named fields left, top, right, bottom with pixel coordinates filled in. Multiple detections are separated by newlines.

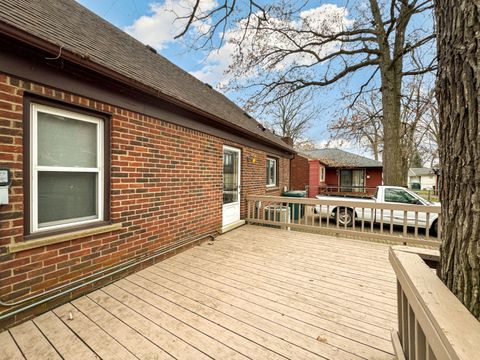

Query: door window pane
left=223, top=150, right=239, bottom=204
left=352, top=170, right=365, bottom=192
left=266, top=158, right=277, bottom=186
left=38, top=172, right=97, bottom=227
left=340, top=170, right=352, bottom=192
left=38, top=111, right=97, bottom=167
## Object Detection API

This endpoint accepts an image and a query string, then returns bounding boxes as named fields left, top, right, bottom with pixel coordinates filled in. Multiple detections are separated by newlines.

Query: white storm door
left=222, top=146, right=241, bottom=227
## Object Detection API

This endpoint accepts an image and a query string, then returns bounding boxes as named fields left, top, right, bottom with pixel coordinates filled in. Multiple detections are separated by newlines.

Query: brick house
left=0, top=0, right=294, bottom=328
left=290, top=149, right=383, bottom=197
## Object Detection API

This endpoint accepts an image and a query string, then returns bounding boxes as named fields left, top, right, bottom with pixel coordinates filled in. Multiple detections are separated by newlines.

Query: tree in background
left=329, top=74, right=438, bottom=174
left=435, top=0, right=480, bottom=319
left=409, top=150, right=423, bottom=168
left=329, top=91, right=384, bottom=161
left=176, top=0, right=436, bottom=186
left=256, top=89, right=316, bottom=146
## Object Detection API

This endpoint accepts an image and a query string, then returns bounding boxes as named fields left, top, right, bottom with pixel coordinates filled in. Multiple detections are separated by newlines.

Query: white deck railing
left=246, top=195, right=441, bottom=247
left=389, top=247, right=480, bottom=360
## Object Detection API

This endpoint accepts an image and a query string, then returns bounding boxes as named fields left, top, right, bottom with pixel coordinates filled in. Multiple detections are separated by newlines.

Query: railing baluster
left=361, top=207, right=365, bottom=232
left=408, top=305, right=416, bottom=360
left=326, top=205, right=330, bottom=227
left=403, top=211, right=408, bottom=239
left=352, top=207, right=356, bottom=231
left=402, top=292, right=409, bottom=357
left=415, top=211, right=419, bottom=238
left=317, top=205, right=321, bottom=227
left=415, top=319, right=427, bottom=360
left=380, top=209, right=384, bottom=234
left=397, top=281, right=403, bottom=346
left=286, top=202, right=290, bottom=230
left=390, top=209, right=394, bottom=234
left=426, top=212, right=430, bottom=239
left=370, top=208, right=374, bottom=232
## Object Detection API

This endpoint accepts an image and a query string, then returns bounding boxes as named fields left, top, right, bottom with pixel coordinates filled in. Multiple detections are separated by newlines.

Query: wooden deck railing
left=246, top=195, right=441, bottom=247
left=389, top=247, right=480, bottom=360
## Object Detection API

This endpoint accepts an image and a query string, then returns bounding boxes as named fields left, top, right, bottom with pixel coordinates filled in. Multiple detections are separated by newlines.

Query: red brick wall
left=290, top=154, right=309, bottom=191
left=308, top=161, right=320, bottom=197
left=0, top=73, right=290, bottom=327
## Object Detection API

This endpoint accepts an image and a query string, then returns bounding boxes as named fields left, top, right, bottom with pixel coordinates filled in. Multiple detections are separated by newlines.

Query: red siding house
left=0, top=0, right=294, bottom=328
left=291, top=149, right=383, bottom=197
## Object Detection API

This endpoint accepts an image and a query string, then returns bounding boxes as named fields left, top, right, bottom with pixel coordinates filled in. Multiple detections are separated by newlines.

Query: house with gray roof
left=0, top=0, right=295, bottom=328
left=408, top=168, right=439, bottom=190
left=291, top=149, right=383, bottom=197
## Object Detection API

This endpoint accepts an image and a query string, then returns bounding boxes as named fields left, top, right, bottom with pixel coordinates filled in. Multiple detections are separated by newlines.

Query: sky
left=75, top=0, right=400, bottom=157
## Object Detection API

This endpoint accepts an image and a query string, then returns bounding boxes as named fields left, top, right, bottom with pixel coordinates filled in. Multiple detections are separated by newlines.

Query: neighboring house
left=0, top=0, right=294, bottom=328
left=408, top=168, right=438, bottom=190
left=291, top=149, right=383, bottom=197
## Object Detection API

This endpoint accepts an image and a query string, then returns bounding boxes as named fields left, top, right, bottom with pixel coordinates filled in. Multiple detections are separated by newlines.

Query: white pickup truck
left=313, top=186, right=440, bottom=235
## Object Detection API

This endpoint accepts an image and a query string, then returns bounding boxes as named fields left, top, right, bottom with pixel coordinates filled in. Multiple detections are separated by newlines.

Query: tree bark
left=436, top=0, right=480, bottom=320
left=381, top=71, right=406, bottom=186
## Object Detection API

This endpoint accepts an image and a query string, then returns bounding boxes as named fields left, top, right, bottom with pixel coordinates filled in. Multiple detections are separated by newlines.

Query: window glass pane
left=266, top=158, right=276, bottom=185
left=38, top=171, right=97, bottom=227
left=266, top=160, right=270, bottom=185
left=384, top=189, right=417, bottom=204
left=38, top=111, right=97, bottom=167
left=223, top=150, right=239, bottom=204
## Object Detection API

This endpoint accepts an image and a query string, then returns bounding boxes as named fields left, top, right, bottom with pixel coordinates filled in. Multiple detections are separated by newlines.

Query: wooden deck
left=1, top=225, right=398, bottom=360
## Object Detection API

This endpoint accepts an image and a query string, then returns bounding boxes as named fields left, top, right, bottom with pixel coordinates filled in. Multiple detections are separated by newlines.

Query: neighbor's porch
left=1, top=225, right=397, bottom=360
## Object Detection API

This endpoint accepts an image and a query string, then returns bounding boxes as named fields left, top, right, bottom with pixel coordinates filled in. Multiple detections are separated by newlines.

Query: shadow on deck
left=1, top=225, right=397, bottom=360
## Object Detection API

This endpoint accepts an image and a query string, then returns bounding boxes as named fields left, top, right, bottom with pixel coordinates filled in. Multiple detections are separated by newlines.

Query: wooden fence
left=389, top=247, right=480, bottom=360
left=246, top=195, right=441, bottom=247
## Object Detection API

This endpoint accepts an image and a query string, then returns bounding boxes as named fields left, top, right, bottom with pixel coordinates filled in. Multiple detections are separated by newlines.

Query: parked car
left=313, top=186, right=440, bottom=235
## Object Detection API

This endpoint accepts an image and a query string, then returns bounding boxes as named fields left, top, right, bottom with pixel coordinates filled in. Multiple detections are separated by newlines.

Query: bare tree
left=176, top=0, right=436, bottom=185
left=330, top=74, right=438, bottom=173
left=259, top=89, right=315, bottom=145
left=329, top=91, right=384, bottom=161
left=435, top=0, right=480, bottom=319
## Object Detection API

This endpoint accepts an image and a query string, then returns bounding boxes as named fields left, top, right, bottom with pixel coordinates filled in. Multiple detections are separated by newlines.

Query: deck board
left=2, top=225, right=398, bottom=360
left=33, top=311, right=98, bottom=360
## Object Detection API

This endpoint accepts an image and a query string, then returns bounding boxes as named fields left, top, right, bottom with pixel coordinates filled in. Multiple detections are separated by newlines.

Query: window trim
left=266, top=157, right=278, bottom=188
left=319, top=165, right=325, bottom=183
left=23, top=95, right=111, bottom=238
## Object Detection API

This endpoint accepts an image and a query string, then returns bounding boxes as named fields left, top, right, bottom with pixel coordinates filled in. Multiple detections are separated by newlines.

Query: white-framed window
left=266, top=157, right=277, bottom=187
left=30, top=103, right=105, bottom=233
left=319, top=166, right=325, bottom=183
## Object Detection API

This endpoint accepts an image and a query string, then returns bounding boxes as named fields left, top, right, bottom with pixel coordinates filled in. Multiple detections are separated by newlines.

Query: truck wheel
left=335, top=208, right=353, bottom=227
left=430, top=220, right=438, bottom=237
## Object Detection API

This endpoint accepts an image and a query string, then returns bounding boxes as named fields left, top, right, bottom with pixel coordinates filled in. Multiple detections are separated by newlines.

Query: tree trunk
left=436, top=0, right=480, bottom=320
left=381, top=72, right=406, bottom=186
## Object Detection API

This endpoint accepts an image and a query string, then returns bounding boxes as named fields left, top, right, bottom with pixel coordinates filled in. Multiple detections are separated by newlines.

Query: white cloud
left=125, top=0, right=217, bottom=50
left=189, top=42, right=236, bottom=85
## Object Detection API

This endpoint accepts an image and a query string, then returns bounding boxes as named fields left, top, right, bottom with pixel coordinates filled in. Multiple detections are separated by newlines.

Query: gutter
left=0, top=20, right=294, bottom=155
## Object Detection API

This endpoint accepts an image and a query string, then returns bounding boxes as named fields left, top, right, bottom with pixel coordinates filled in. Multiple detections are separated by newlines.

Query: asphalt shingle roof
left=301, top=148, right=383, bottom=168
left=408, top=168, right=435, bottom=177
left=0, top=0, right=293, bottom=152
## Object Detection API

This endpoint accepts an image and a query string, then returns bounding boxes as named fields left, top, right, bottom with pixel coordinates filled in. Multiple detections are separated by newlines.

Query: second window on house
left=266, top=157, right=277, bottom=187
left=29, top=103, right=106, bottom=234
